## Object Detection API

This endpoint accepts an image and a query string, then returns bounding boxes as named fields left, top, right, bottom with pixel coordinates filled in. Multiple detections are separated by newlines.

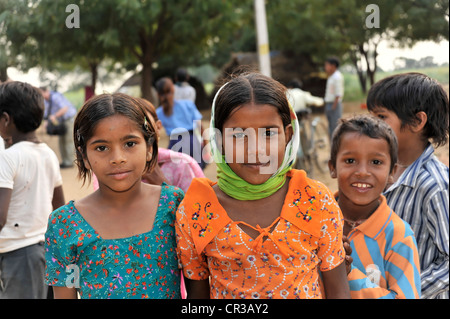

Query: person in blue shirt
left=40, top=87, right=77, bottom=168
left=155, top=77, right=206, bottom=169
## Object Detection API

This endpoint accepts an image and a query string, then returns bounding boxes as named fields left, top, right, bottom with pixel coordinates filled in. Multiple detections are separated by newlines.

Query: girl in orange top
left=175, top=72, right=350, bottom=299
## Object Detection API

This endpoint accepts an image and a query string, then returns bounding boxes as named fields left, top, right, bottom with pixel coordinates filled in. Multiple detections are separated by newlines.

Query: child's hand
left=142, top=164, right=169, bottom=186
left=342, top=236, right=353, bottom=274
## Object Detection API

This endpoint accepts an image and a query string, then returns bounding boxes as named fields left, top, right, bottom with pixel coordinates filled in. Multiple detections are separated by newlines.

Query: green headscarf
left=209, top=82, right=300, bottom=200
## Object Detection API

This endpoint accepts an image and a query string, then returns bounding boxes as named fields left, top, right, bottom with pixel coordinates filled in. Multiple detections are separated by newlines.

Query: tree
left=29, top=0, right=130, bottom=93
left=266, top=0, right=449, bottom=93
left=106, top=0, right=242, bottom=101
left=0, top=0, right=40, bottom=82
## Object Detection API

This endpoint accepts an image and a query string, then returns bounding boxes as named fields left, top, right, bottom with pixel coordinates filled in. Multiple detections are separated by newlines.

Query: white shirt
left=174, top=82, right=196, bottom=103
left=0, top=141, right=62, bottom=253
left=324, top=70, right=344, bottom=103
left=287, top=88, right=324, bottom=112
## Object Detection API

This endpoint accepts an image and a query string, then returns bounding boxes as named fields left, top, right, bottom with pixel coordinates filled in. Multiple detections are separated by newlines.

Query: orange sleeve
left=175, top=201, right=210, bottom=281
left=315, top=181, right=345, bottom=272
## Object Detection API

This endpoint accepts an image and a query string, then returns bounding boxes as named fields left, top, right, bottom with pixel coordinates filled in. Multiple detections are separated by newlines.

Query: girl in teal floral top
left=44, top=93, right=184, bottom=299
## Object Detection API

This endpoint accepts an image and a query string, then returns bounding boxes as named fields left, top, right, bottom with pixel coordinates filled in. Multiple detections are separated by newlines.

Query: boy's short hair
left=367, top=72, right=449, bottom=147
left=330, top=114, right=398, bottom=173
left=325, top=57, right=340, bottom=68
left=0, top=81, right=44, bottom=133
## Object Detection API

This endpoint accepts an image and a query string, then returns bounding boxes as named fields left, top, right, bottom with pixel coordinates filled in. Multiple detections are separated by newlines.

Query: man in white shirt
left=174, top=68, right=196, bottom=103
left=324, top=57, right=344, bottom=139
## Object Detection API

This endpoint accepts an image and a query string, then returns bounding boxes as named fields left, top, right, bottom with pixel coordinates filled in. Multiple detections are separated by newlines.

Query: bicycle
left=294, top=108, right=330, bottom=179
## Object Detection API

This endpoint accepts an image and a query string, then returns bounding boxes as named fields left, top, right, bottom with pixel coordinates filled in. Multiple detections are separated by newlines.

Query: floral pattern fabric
left=44, top=184, right=184, bottom=299
left=176, top=169, right=345, bottom=299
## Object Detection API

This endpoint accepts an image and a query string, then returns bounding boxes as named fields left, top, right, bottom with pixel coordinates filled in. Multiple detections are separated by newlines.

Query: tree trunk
left=350, top=50, right=367, bottom=94
left=0, top=66, right=8, bottom=83
left=141, top=61, right=154, bottom=102
left=368, top=44, right=378, bottom=87
left=89, top=62, right=98, bottom=93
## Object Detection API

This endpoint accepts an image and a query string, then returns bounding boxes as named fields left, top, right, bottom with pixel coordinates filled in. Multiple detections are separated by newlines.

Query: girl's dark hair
left=0, top=81, right=44, bottom=133
left=330, top=114, right=398, bottom=173
left=214, top=72, right=291, bottom=133
left=367, top=72, right=449, bottom=147
left=74, top=93, right=158, bottom=185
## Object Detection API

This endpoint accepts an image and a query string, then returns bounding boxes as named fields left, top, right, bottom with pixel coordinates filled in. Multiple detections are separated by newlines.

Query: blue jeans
left=325, top=101, right=342, bottom=139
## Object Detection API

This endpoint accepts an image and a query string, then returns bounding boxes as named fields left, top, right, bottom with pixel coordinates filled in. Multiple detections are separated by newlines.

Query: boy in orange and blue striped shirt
left=328, top=114, right=421, bottom=299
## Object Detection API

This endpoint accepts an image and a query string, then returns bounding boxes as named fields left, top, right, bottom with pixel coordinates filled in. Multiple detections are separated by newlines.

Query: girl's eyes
left=125, top=141, right=137, bottom=148
left=232, top=129, right=277, bottom=139
left=264, top=130, right=277, bottom=137
left=94, top=141, right=137, bottom=152
left=232, top=132, right=246, bottom=139
left=95, top=145, right=107, bottom=152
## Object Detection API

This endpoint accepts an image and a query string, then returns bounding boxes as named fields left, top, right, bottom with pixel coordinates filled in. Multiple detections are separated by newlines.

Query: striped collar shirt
left=384, top=144, right=449, bottom=299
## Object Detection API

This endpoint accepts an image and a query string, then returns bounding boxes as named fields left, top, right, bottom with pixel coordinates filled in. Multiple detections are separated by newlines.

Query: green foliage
left=1, top=0, right=448, bottom=96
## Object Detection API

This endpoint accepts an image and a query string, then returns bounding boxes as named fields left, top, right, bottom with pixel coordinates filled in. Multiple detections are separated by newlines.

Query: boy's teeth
left=353, top=183, right=372, bottom=188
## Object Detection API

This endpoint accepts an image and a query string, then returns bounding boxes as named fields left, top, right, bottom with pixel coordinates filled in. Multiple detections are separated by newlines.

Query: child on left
left=0, top=81, right=65, bottom=298
left=44, top=93, right=184, bottom=299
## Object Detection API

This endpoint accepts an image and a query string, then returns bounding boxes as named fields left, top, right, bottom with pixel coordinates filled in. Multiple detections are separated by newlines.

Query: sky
left=376, top=39, right=449, bottom=71
left=7, top=39, right=449, bottom=94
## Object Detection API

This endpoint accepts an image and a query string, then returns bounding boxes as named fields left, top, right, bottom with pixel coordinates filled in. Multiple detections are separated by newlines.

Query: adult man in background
left=324, top=57, right=344, bottom=139
left=174, top=68, right=196, bottom=103
left=40, top=87, right=77, bottom=168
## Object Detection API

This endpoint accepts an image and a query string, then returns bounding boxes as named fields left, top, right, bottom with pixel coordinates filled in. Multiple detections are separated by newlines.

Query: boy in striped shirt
left=367, top=73, right=449, bottom=299
left=329, top=114, right=421, bottom=298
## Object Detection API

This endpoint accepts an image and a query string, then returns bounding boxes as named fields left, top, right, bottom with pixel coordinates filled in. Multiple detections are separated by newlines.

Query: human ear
left=78, top=146, right=91, bottom=170
left=146, top=150, right=153, bottom=163
left=328, top=160, right=337, bottom=178
left=284, top=124, right=293, bottom=145
left=1, top=112, right=11, bottom=126
left=411, top=111, right=427, bottom=133
left=155, top=120, right=163, bottom=139
left=388, top=163, right=398, bottom=184
left=146, top=143, right=153, bottom=163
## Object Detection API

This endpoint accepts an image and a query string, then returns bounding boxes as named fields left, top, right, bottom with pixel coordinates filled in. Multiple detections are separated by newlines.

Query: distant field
left=343, top=65, right=449, bottom=102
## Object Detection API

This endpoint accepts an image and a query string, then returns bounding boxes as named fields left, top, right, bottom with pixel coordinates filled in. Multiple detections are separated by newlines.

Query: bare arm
left=0, top=188, right=12, bottom=232
left=322, top=262, right=351, bottom=299
left=185, top=278, right=210, bottom=299
left=53, top=286, right=78, bottom=299
left=52, top=186, right=65, bottom=211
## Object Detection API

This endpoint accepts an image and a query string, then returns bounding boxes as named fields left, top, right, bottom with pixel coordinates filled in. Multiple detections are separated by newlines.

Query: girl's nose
left=110, top=149, right=127, bottom=165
